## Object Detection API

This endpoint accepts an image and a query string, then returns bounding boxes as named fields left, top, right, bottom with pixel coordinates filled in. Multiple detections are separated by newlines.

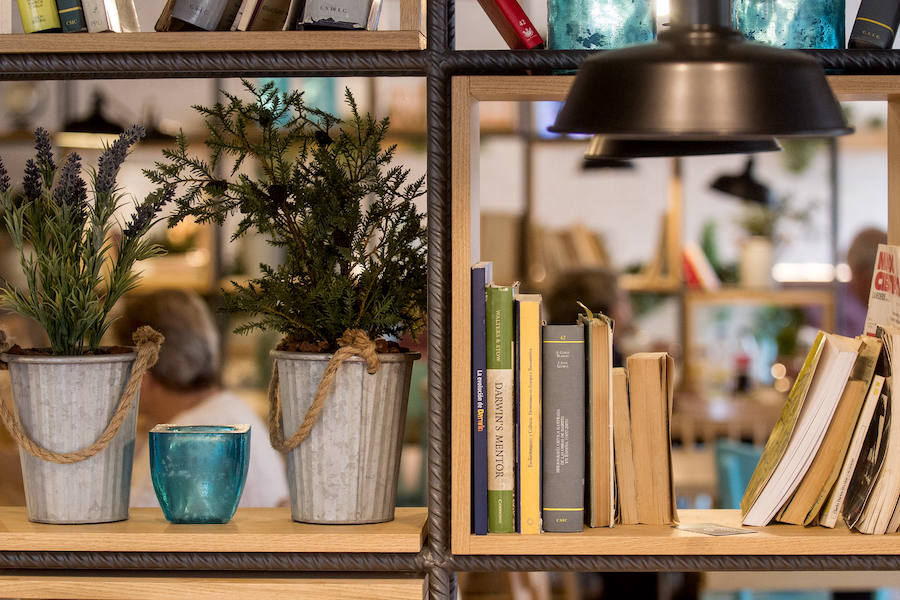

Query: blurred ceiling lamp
left=55, top=91, right=124, bottom=149
left=710, top=157, right=773, bottom=204
left=551, top=0, right=852, bottom=156
left=584, top=136, right=781, bottom=160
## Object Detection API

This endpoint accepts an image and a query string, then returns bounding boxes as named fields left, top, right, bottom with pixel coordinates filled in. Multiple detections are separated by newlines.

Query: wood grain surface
left=0, top=506, right=426, bottom=553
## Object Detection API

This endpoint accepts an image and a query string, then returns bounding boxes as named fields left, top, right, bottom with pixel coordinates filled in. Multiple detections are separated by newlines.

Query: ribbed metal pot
left=4, top=352, right=139, bottom=524
left=273, top=350, right=419, bottom=524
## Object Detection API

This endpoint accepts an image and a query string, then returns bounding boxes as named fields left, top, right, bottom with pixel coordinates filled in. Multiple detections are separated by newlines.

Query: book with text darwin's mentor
left=476, top=0, right=544, bottom=50
left=486, top=283, right=516, bottom=533
left=627, top=352, right=678, bottom=525
left=542, top=324, right=585, bottom=533
left=741, top=332, right=861, bottom=527
left=579, top=303, right=614, bottom=528
left=778, top=335, right=882, bottom=526
left=470, top=262, right=493, bottom=535
left=515, top=293, right=542, bottom=534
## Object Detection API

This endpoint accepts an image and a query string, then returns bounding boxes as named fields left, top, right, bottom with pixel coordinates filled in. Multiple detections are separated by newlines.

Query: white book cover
left=865, top=243, right=900, bottom=336
left=0, top=0, right=11, bottom=34
left=742, top=334, right=860, bottom=527
left=82, top=0, right=108, bottom=32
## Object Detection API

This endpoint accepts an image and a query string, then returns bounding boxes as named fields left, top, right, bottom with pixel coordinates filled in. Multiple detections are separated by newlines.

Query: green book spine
left=486, top=284, right=515, bottom=533
left=57, top=0, right=87, bottom=32
left=17, top=0, right=61, bottom=33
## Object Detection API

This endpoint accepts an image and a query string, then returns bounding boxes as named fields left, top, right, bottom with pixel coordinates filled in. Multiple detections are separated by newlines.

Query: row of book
left=743, top=244, right=900, bottom=533
left=471, top=261, right=677, bottom=534
left=14, top=0, right=380, bottom=34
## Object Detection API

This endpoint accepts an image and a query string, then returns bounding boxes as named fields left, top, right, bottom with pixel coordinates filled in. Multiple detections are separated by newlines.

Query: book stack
left=16, top=0, right=137, bottom=33
left=471, top=261, right=678, bottom=535
left=740, top=328, right=900, bottom=533
left=155, top=0, right=382, bottom=32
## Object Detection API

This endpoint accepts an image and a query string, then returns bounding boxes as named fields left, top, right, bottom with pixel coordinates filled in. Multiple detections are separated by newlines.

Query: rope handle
left=0, top=326, right=164, bottom=464
left=268, top=329, right=380, bottom=453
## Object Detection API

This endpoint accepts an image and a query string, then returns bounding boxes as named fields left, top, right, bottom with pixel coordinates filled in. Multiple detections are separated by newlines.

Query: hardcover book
left=475, top=0, right=543, bottom=49
left=235, top=0, right=290, bottom=30
left=57, top=0, right=87, bottom=32
left=302, top=0, right=371, bottom=29
left=486, top=283, right=516, bottom=533
left=82, top=0, right=139, bottom=32
left=16, top=0, right=61, bottom=33
left=171, top=0, right=243, bottom=30
left=470, top=261, right=492, bottom=535
left=580, top=305, right=614, bottom=528
left=627, top=352, right=678, bottom=525
left=515, top=293, right=542, bottom=534
left=541, top=323, right=584, bottom=533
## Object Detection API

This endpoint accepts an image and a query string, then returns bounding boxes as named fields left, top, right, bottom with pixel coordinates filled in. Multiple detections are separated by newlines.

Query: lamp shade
left=710, top=157, right=772, bottom=204
left=551, top=0, right=852, bottom=139
left=584, top=136, right=781, bottom=159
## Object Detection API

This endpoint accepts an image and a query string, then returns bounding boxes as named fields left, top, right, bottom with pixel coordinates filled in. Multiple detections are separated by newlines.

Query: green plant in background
left=737, top=196, right=814, bottom=243
left=0, top=127, right=171, bottom=355
left=752, top=305, right=805, bottom=358
left=146, top=80, right=427, bottom=350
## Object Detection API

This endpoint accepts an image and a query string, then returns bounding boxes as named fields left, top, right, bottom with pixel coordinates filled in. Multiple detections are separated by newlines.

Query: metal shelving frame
left=3, top=1, right=900, bottom=597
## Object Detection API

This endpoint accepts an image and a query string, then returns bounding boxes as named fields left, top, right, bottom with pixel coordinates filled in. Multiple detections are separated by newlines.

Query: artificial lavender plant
left=0, top=127, right=173, bottom=355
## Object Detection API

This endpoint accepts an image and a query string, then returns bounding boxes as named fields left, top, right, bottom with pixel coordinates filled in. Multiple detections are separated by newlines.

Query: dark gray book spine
left=541, top=324, right=585, bottom=533
left=57, top=0, right=87, bottom=32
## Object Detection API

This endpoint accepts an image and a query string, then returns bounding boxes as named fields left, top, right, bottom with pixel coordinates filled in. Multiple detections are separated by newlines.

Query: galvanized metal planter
left=4, top=352, right=139, bottom=524
left=273, top=350, right=419, bottom=524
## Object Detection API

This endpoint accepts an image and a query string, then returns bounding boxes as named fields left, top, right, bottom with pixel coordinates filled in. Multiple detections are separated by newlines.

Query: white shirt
left=131, top=390, right=290, bottom=509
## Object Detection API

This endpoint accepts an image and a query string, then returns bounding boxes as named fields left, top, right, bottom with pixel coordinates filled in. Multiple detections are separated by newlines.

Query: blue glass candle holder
left=547, top=0, right=655, bottom=50
left=149, top=425, right=250, bottom=524
left=732, top=0, right=845, bottom=49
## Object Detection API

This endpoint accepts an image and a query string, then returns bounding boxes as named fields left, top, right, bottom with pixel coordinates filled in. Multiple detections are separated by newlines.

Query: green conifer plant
left=145, top=80, right=427, bottom=351
left=0, top=127, right=172, bottom=355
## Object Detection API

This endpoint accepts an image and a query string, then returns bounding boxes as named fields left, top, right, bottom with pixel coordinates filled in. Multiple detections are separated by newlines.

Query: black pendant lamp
left=710, top=157, right=772, bottom=204
left=584, top=135, right=781, bottom=159
left=551, top=0, right=852, bottom=143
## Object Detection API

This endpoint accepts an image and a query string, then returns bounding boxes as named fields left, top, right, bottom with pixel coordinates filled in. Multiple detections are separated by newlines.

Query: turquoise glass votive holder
left=547, top=0, right=655, bottom=50
left=149, top=425, right=250, bottom=524
left=732, top=0, right=845, bottom=49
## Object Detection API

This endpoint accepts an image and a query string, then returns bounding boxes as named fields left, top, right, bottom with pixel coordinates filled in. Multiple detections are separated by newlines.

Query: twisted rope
left=268, top=329, right=380, bottom=453
left=0, top=326, right=163, bottom=464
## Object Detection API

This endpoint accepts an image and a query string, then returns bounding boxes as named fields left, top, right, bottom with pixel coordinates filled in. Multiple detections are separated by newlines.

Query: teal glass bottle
left=732, top=0, right=845, bottom=49
left=547, top=0, right=655, bottom=50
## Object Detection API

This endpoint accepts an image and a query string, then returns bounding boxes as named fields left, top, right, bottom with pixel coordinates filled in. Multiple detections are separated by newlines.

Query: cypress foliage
left=145, top=80, right=427, bottom=350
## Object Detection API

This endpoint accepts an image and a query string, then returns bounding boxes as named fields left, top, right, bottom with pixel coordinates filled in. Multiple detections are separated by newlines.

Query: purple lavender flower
left=33, top=128, right=55, bottom=173
left=0, top=158, right=10, bottom=195
left=95, top=125, right=145, bottom=197
left=54, top=153, right=87, bottom=224
left=124, top=185, right=174, bottom=238
left=22, top=159, right=41, bottom=202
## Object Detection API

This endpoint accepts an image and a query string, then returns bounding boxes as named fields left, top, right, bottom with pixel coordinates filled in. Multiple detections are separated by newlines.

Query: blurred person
left=544, top=267, right=633, bottom=366
left=116, top=289, right=288, bottom=508
left=840, top=227, right=887, bottom=336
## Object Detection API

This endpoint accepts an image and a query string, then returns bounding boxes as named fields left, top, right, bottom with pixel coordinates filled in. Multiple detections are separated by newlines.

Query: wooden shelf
left=0, top=574, right=426, bottom=600
left=683, top=287, right=835, bottom=307
left=459, top=75, right=900, bottom=103
left=0, top=31, right=426, bottom=53
left=0, top=507, right=427, bottom=554
left=461, top=509, right=900, bottom=556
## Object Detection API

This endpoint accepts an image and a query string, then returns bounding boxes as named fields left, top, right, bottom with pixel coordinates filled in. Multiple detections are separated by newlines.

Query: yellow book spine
left=17, top=0, right=61, bottom=33
left=518, top=298, right=541, bottom=534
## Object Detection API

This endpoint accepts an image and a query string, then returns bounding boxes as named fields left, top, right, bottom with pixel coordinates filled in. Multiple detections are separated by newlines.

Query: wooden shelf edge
left=0, top=574, right=426, bottom=600
left=459, top=510, right=900, bottom=556
left=0, top=31, right=426, bottom=54
left=0, top=506, right=427, bottom=554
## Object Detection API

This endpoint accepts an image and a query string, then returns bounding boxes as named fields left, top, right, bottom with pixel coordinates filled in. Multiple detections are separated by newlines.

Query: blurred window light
left=772, top=262, right=846, bottom=283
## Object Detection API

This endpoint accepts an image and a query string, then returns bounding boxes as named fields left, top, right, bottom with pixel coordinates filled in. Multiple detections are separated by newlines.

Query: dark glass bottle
left=849, top=0, right=900, bottom=49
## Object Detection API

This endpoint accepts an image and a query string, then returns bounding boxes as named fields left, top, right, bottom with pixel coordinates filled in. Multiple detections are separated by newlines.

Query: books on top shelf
left=475, top=0, right=543, bottom=50
left=469, top=261, right=678, bottom=534
left=682, top=241, right=720, bottom=291
left=83, top=0, right=138, bottom=32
